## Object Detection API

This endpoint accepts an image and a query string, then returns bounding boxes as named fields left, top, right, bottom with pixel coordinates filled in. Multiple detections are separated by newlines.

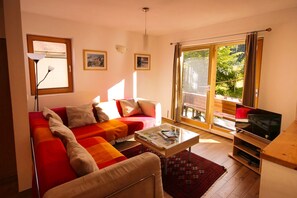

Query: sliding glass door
left=180, top=39, right=263, bottom=134
left=181, top=46, right=213, bottom=128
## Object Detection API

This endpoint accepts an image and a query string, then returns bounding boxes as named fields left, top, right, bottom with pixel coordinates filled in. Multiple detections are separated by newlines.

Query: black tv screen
left=235, top=104, right=282, bottom=141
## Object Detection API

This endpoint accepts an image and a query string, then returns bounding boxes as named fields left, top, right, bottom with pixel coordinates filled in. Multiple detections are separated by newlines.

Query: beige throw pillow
left=67, top=141, right=99, bottom=176
left=94, top=101, right=121, bottom=122
left=66, top=104, right=97, bottom=128
left=43, top=107, right=63, bottom=123
left=49, top=117, right=77, bottom=144
left=119, top=99, right=143, bottom=117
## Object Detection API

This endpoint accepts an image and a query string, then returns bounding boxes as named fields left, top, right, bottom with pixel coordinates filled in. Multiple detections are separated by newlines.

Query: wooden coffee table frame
left=134, top=124, right=200, bottom=174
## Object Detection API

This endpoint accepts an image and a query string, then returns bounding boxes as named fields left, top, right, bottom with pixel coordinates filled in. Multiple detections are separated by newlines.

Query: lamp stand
left=27, top=53, right=47, bottom=112
left=34, top=59, right=39, bottom=112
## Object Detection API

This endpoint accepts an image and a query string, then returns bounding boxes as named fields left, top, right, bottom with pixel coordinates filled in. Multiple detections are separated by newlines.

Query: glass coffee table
left=134, top=123, right=200, bottom=174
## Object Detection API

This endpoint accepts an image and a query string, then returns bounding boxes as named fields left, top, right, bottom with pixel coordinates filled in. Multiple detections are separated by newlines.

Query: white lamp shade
left=27, top=53, right=46, bottom=61
left=48, top=65, right=55, bottom=72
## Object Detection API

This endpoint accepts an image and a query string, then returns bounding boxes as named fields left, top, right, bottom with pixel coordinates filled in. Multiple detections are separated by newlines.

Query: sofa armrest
left=137, top=99, right=162, bottom=126
left=43, top=152, right=164, bottom=198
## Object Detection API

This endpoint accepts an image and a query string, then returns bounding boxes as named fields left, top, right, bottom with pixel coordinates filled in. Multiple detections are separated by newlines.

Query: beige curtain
left=171, top=43, right=182, bottom=122
left=242, top=32, right=258, bottom=107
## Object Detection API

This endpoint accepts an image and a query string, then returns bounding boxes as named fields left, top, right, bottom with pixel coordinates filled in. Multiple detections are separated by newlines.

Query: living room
left=1, top=0, right=297, bottom=197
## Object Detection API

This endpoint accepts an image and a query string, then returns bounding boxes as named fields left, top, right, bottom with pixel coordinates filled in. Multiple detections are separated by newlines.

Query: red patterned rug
left=121, top=145, right=226, bottom=198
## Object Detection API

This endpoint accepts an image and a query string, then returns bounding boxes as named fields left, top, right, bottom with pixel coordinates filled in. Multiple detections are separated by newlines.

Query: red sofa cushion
left=34, top=138, right=77, bottom=197
left=30, top=117, right=77, bottom=197
left=117, top=115, right=156, bottom=131
left=51, top=107, right=69, bottom=126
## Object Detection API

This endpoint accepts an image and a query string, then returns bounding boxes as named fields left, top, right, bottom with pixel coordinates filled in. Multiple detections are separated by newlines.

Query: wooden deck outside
left=182, top=92, right=238, bottom=120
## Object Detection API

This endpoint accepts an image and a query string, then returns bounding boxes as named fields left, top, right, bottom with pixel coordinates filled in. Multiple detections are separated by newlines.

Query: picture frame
left=134, top=53, right=151, bottom=70
left=83, top=49, right=107, bottom=70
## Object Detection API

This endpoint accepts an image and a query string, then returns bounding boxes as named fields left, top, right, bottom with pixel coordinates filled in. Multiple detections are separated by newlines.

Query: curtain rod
left=170, top=28, right=272, bottom=45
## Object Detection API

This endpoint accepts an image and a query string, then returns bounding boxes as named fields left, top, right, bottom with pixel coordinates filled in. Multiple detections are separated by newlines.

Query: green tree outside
left=182, top=44, right=245, bottom=100
left=216, top=44, right=245, bottom=99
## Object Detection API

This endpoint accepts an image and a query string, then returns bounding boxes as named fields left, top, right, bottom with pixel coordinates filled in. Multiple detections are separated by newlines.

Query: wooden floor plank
left=243, top=178, right=260, bottom=198
left=227, top=171, right=259, bottom=198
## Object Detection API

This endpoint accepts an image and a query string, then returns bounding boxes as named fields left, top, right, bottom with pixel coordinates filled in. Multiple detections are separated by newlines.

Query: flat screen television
left=235, top=104, right=282, bottom=141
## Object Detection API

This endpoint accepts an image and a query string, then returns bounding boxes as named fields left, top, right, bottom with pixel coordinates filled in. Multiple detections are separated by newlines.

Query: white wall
left=4, top=0, right=31, bottom=191
left=22, top=12, right=161, bottom=110
left=156, top=7, right=297, bottom=130
left=260, top=159, right=297, bottom=198
left=259, top=10, right=297, bottom=129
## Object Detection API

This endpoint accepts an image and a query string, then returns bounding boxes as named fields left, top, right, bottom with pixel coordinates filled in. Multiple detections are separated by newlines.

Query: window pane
left=33, top=41, right=69, bottom=89
left=183, top=49, right=209, bottom=94
left=213, top=43, right=245, bottom=130
left=216, top=44, right=245, bottom=102
left=182, top=49, right=210, bottom=122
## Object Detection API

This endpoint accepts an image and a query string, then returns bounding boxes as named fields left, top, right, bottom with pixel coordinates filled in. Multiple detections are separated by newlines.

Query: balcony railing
left=182, top=92, right=239, bottom=121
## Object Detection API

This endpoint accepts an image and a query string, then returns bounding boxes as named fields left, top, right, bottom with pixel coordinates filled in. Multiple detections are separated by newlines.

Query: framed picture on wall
left=83, top=49, right=107, bottom=70
left=134, top=53, right=151, bottom=70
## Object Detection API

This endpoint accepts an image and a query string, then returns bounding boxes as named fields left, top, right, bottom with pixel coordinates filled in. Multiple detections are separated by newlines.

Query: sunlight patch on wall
left=108, top=80, right=125, bottom=100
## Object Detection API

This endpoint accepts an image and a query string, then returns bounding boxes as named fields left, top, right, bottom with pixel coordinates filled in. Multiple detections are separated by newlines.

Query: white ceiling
left=21, top=0, right=297, bottom=36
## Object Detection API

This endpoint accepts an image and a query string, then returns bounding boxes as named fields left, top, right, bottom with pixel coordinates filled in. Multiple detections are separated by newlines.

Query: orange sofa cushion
left=78, top=137, right=126, bottom=169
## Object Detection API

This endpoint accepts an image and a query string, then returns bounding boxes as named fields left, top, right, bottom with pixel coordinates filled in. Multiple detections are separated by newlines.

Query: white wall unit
left=260, top=159, right=297, bottom=198
left=260, top=121, right=297, bottom=197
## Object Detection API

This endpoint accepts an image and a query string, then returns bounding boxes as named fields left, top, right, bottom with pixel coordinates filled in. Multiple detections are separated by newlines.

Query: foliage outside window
left=216, top=44, right=245, bottom=101
left=182, top=43, right=246, bottom=103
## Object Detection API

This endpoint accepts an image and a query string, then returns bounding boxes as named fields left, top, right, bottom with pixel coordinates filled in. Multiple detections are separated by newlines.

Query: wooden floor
left=174, top=123, right=260, bottom=198
left=115, top=122, right=260, bottom=198
left=0, top=123, right=260, bottom=198
left=0, top=176, right=32, bottom=198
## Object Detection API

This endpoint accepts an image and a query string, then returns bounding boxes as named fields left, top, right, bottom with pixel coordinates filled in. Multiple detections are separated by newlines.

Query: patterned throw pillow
left=94, top=101, right=121, bottom=122
left=67, top=141, right=99, bottom=176
left=119, top=99, right=143, bottom=117
left=43, top=107, right=63, bottom=123
left=66, top=104, right=97, bottom=128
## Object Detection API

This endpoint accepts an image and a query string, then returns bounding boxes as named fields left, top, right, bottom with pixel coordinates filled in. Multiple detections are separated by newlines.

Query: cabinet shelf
left=234, top=144, right=260, bottom=160
left=229, top=153, right=260, bottom=174
left=229, top=131, right=269, bottom=174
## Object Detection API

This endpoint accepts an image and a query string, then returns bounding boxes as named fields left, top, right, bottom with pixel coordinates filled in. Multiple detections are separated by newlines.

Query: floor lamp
left=27, top=53, right=54, bottom=111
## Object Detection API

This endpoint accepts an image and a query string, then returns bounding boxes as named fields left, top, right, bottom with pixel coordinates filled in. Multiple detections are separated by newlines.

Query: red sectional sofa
left=29, top=99, right=163, bottom=198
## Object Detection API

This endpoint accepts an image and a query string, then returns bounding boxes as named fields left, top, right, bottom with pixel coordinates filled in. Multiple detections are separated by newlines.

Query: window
left=27, top=35, right=73, bottom=95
